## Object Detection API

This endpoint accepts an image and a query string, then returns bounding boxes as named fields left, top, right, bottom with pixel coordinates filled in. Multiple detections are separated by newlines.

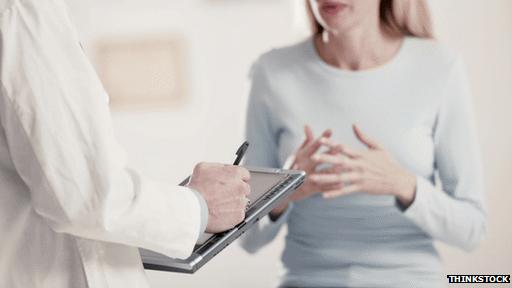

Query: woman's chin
left=323, top=23, right=352, bottom=36
left=319, top=16, right=352, bottom=33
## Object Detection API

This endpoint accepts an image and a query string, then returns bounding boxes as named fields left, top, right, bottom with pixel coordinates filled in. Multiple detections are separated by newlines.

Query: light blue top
left=240, top=37, right=486, bottom=288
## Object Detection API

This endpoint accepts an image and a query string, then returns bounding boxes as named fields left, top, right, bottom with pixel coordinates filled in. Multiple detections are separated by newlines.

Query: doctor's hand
left=309, top=124, right=417, bottom=207
left=270, top=126, right=342, bottom=220
left=188, top=163, right=251, bottom=233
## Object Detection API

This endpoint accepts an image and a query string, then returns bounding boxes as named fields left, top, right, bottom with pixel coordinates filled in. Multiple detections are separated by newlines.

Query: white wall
left=429, top=0, right=512, bottom=277
left=67, top=0, right=512, bottom=287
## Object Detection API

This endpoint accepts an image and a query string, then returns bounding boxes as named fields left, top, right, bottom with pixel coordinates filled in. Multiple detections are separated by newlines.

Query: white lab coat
left=0, top=0, right=203, bottom=287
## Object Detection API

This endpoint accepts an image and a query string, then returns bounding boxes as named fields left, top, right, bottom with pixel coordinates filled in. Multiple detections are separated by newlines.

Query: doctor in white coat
left=0, top=0, right=251, bottom=287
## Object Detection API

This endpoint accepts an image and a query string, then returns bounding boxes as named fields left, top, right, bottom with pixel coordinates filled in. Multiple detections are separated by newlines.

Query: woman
left=240, top=0, right=486, bottom=287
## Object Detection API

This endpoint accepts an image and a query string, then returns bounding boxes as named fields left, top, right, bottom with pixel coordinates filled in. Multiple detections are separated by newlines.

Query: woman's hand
left=270, top=125, right=342, bottom=219
left=309, top=124, right=417, bottom=207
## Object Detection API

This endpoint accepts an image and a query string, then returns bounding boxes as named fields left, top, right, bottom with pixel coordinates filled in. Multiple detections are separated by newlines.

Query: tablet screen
left=247, top=171, right=288, bottom=205
left=195, top=170, right=288, bottom=245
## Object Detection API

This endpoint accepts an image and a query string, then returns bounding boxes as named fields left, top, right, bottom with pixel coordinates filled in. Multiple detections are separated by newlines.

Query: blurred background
left=66, top=0, right=511, bottom=287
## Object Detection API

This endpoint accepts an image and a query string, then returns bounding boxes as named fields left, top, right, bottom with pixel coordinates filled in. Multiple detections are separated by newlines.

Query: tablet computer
left=139, top=166, right=305, bottom=274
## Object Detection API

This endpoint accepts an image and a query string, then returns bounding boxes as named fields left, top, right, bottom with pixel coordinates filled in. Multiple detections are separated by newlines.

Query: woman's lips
left=321, top=2, right=347, bottom=15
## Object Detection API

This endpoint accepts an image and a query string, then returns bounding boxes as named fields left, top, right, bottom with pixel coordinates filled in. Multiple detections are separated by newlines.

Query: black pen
left=179, top=141, right=250, bottom=186
left=232, top=141, right=249, bottom=165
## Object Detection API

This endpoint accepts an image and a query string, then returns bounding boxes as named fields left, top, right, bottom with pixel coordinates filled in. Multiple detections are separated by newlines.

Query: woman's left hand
left=310, top=124, right=417, bottom=207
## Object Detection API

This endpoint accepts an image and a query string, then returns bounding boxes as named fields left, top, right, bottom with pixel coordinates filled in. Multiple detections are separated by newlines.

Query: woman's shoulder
left=404, top=37, right=461, bottom=69
left=252, top=38, right=312, bottom=72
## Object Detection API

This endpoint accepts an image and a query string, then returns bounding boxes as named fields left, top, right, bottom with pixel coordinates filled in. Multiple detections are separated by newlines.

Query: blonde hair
left=306, top=0, right=434, bottom=38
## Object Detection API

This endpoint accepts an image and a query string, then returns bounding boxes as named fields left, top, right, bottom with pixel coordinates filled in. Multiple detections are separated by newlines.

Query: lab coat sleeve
left=400, top=57, right=487, bottom=251
left=239, top=58, right=290, bottom=253
left=0, top=0, right=202, bottom=259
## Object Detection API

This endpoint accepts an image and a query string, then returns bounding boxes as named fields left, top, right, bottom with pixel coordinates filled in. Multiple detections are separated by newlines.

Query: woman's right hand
left=270, top=125, right=342, bottom=220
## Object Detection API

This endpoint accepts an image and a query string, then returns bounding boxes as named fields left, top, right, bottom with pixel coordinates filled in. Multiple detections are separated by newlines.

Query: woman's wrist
left=394, top=171, right=417, bottom=208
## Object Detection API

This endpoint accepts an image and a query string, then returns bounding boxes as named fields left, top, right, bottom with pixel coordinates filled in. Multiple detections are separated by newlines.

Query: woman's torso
left=256, top=37, right=457, bottom=287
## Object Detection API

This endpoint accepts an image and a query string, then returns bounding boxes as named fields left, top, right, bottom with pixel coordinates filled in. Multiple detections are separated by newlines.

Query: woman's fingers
left=301, top=125, right=314, bottom=148
left=322, top=184, right=362, bottom=199
left=310, top=172, right=362, bottom=185
left=302, top=125, right=330, bottom=148
left=304, top=178, right=344, bottom=194
left=311, top=153, right=360, bottom=170
left=297, top=125, right=315, bottom=151
left=293, top=128, right=334, bottom=172
left=353, top=124, right=381, bottom=150
left=302, top=130, right=332, bottom=157
left=319, top=138, right=361, bottom=158
left=321, top=128, right=333, bottom=138
left=305, top=125, right=314, bottom=142
left=317, top=164, right=343, bottom=174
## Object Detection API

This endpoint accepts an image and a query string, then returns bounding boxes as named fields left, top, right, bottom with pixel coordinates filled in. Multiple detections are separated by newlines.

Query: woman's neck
left=315, top=22, right=403, bottom=71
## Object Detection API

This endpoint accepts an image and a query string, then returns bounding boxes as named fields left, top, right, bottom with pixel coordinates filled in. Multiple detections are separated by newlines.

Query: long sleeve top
left=240, top=37, right=486, bottom=288
left=0, top=0, right=206, bottom=287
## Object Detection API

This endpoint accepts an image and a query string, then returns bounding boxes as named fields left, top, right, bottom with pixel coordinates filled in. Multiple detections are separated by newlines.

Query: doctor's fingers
left=235, top=166, right=251, bottom=182
left=220, top=165, right=251, bottom=182
left=209, top=203, right=247, bottom=224
left=193, top=162, right=245, bottom=181
left=193, top=162, right=222, bottom=175
left=237, top=180, right=251, bottom=196
left=208, top=188, right=249, bottom=212
left=223, top=180, right=251, bottom=197
left=231, top=180, right=251, bottom=198
left=213, top=193, right=249, bottom=208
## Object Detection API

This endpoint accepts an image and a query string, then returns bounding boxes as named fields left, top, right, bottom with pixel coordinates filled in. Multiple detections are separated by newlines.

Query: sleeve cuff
left=239, top=202, right=293, bottom=253
left=268, top=202, right=293, bottom=225
left=188, top=188, right=209, bottom=234
left=397, top=175, right=432, bottom=223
